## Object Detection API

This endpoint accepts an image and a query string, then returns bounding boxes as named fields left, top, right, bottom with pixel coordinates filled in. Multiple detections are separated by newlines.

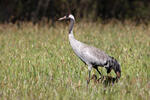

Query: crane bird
left=58, top=14, right=121, bottom=84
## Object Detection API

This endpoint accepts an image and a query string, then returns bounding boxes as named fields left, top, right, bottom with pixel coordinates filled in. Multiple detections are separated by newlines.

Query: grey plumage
left=59, top=14, right=121, bottom=84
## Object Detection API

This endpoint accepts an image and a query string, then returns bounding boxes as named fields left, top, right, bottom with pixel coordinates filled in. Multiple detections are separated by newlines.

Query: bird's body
left=59, top=14, right=121, bottom=84
left=69, top=32, right=110, bottom=67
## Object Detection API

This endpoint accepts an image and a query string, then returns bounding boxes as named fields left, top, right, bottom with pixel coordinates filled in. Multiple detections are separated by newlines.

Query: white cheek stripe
left=69, top=14, right=75, bottom=20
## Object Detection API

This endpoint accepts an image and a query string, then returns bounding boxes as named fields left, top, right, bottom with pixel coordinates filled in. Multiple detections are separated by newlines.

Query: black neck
left=69, top=19, right=74, bottom=34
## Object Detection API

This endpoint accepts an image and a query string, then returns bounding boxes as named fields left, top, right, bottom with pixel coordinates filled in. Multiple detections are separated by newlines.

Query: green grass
left=0, top=22, right=150, bottom=100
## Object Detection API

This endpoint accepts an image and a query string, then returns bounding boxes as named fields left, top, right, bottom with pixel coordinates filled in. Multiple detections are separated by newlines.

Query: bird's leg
left=87, top=70, right=91, bottom=84
left=87, top=65, right=92, bottom=85
left=106, top=67, right=112, bottom=77
left=95, top=67, right=103, bottom=79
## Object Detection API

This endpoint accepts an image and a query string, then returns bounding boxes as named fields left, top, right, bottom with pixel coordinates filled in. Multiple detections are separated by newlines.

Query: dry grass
left=0, top=21, right=150, bottom=100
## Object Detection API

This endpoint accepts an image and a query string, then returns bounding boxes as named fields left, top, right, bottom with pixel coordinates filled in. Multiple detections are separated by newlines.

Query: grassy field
left=0, top=21, right=150, bottom=100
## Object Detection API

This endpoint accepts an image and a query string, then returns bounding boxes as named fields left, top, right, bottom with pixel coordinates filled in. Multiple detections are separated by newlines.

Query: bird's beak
left=58, top=16, right=66, bottom=21
left=116, top=72, right=121, bottom=78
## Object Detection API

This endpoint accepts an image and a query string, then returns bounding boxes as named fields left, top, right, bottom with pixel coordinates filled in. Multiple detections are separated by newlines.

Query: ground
left=0, top=21, right=150, bottom=100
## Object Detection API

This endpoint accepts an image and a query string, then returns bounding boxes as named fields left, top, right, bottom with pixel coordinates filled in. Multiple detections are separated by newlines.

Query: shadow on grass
left=90, top=74, right=119, bottom=86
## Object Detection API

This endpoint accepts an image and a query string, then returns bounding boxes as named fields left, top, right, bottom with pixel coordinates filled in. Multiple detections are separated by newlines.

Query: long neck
left=69, top=19, right=74, bottom=34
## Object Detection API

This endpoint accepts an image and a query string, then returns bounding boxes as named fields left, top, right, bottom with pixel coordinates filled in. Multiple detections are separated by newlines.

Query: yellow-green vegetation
left=0, top=22, right=150, bottom=100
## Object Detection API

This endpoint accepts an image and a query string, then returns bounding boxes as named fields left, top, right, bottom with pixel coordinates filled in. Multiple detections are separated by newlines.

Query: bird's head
left=58, top=14, right=75, bottom=21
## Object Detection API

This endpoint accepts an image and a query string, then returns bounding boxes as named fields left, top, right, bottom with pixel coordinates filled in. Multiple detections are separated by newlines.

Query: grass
left=0, top=21, right=150, bottom=100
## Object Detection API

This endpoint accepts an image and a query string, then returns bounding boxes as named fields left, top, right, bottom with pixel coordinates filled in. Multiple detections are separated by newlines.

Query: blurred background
left=0, top=0, right=150, bottom=24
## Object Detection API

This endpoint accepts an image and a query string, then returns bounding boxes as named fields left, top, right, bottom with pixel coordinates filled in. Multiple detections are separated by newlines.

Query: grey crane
left=58, top=14, right=121, bottom=84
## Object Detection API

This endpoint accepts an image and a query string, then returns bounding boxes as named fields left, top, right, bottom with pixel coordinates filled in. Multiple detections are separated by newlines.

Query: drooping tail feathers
left=105, top=56, right=121, bottom=77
